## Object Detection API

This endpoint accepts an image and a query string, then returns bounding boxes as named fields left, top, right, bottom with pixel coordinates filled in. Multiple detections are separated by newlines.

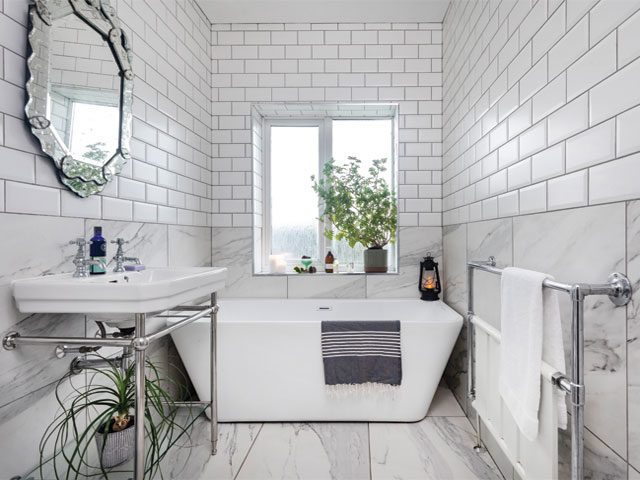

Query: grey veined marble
left=513, top=204, right=628, bottom=457
left=236, top=422, right=371, bottom=480
left=370, top=416, right=501, bottom=480
left=627, top=200, right=640, bottom=471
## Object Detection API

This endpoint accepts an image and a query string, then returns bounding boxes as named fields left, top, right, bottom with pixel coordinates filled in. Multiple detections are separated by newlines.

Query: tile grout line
left=233, top=422, right=265, bottom=480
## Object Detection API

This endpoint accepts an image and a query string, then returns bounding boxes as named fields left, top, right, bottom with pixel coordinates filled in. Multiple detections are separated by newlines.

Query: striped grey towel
left=321, top=320, right=402, bottom=386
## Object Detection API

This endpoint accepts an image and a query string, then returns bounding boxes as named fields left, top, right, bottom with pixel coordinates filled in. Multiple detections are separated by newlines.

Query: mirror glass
left=26, top=0, right=133, bottom=197
left=49, top=13, right=120, bottom=167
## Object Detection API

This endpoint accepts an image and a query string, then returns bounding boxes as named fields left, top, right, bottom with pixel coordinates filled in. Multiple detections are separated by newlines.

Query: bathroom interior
left=0, top=0, right=639, bottom=478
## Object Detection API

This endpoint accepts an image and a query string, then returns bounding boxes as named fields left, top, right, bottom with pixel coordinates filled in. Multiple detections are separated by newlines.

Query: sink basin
left=12, top=267, right=227, bottom=315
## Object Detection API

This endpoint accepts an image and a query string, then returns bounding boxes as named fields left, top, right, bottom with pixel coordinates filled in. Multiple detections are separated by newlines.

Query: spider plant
left=36, top=354, right=197, bottom=479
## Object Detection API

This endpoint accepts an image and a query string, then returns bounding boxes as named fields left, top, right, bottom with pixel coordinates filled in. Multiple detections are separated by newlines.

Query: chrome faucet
left=69, top=238, right=106, bottom=278
left=111, top=238, right=141, bottom=273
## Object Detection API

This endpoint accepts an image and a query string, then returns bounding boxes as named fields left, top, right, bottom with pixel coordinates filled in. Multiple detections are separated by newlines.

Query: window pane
left=270, top=126, right=319, bottom=262
left=330, top=119, right=394, bottom=269
left=69, top=102, right=119, bottom=164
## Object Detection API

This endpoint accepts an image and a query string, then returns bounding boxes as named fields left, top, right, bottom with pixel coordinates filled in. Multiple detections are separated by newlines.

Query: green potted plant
left=312, top=156, right=397, bottom=273
left=36, top=355, right=194, bottom=479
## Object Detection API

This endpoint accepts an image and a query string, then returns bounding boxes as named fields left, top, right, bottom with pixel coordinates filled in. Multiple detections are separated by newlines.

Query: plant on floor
left=312, top=156, right=397, bottom=272
left=36, top=355, right=195, bottom=479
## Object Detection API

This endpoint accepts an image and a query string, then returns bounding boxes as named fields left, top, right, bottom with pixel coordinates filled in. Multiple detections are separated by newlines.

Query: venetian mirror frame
left=26, top=0, right=134, bottom=197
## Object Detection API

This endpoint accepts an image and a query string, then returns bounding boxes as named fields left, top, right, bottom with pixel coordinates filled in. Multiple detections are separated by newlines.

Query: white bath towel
left=499, top=267, right=567, bottom=441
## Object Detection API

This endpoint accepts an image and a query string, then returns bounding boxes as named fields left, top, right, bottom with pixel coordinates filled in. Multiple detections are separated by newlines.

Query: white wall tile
left=531, top=143, right=565, bottom=182
left=618, top=9, right=640, bottom=68
left=519, top=182, right=547, bottom=214
left=547, top=169, right=588, bottom=209
left=547, top=93, right=589, bottom=144
left=590, top=57, right=640, bottom=124
left=5, top=181, right=60, bottom=216
left=617, top=104, right=640, bottom=157
left=566, top=31, right=616, bottom=100
left=589, top=0, right=640, bottom=46
left=548, top=16, right=588, bottom=78
left=61, top=191, right=101, bottom=218
left=589, top=152, right=640, bottom=204
left=566, top=119, right=615, bottom=172
left=103, top=197, right=133, bottom=221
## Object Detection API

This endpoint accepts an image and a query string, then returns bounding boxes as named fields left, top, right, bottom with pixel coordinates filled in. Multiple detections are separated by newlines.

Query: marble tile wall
left=0, top=0, right=213, bottom=474
left=442, top=1, right=640, bottom=478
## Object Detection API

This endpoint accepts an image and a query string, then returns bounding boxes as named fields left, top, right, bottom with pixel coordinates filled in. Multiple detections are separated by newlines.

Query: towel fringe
left=325, top=382, right=400, bottom=399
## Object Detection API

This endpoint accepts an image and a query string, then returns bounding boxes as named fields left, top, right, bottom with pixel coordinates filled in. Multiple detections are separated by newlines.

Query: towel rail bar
left=466, top=258, right=632, bottom=480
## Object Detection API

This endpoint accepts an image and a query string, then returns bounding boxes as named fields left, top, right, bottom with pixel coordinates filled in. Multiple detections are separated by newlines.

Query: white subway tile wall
left=443, top=1, right=640, bottom=477
left=211, top=22, right=444, bottom=229
left=0, top=1, right=214, bottom=474
left=443, top=0, right=640, bottom=226
left=0, top=0, right=213, bottom=227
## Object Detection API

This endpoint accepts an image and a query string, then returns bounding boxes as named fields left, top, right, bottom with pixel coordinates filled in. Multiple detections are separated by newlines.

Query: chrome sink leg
left=134, top=313, right=148, bottom=479
left=211, top=291, right=218, bottom=455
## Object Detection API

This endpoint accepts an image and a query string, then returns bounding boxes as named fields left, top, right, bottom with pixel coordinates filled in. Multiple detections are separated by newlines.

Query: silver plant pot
left=364, top=248, right=388, bottom=273
left=95, top=419, right=135, bottom=468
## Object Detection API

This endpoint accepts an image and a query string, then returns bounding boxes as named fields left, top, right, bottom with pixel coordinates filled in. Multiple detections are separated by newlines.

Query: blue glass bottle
left=89, top=226, right=107, bottom=275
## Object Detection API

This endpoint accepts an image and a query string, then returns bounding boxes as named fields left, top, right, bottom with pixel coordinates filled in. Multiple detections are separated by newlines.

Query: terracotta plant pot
left=95, top=417, right=135, bottom=468
left=364, top=248, right=388, bottom=273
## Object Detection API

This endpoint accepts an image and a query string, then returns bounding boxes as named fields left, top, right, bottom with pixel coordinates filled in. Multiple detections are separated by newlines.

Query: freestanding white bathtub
left=169, top=298, right=462, bottom=422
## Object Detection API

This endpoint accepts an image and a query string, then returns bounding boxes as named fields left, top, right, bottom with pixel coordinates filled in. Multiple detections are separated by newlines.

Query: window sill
left=254, top=271, right=399, bottom=277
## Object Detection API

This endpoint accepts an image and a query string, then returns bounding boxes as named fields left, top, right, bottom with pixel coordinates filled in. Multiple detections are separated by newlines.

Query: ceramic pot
left=95, top=417, right=135, bottom=468
left=363, top=248, right=388, bottom=273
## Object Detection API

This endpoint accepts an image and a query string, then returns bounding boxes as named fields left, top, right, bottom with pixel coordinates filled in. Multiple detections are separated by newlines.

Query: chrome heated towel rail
left=466, top=257, right=632, bottom=480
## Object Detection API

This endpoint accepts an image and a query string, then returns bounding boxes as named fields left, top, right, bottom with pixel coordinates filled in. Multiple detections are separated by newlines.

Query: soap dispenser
left=89, top=226, right=107, bottom=275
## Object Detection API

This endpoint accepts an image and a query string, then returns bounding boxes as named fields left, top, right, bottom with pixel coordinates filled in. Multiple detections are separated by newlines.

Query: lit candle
left=269, top=255, right=286, bottom=274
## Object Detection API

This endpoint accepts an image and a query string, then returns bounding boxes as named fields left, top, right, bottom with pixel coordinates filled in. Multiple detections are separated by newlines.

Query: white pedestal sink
left=12, top=267, right=227, bottom=315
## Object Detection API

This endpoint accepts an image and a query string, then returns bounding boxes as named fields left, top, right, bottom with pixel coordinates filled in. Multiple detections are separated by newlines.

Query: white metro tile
left=532, top=143, right=565, bottom=182
left=590, top=57, right=640, bottom=125
left=565, top=119, right=615, bottom=172
left=566, top=32, right=616, bottom=100
left=103, top=197, right=133, bottom=221
left=482, top=197, right=498, bottom=219
left=548, top=16, right=588, bottom=78
left=589, top=0, right=640, bottom=46
left=133, top=202, right=158, bottom=223
left=589, top=152, right=640, bottom=204
left=617, top=104, right=640, bottom=157
left=547, top=170, right=588, bottom=210
left=532, top=72, right=566, bottom=123
left=519, top=121, right=547, bottom=158
left=519, top=182, right=547, bottom=214
left=5, top=181, right=60, bottom=215
left=618, top=9, right=640, bottom=68
left=61, top=191, right=101, bottom=218
left=0, top=146, right=35, bottom=182
left=0, top=181, right=4, bottom=211
left=547, top=93, right=589, bottom=145
left=498, top=191, right=519, bottom=217
left=508, top=158, right=532, bottom=189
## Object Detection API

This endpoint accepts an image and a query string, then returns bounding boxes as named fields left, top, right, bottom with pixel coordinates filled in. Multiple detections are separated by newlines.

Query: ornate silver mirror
left=26, top=0, right=133, bottom=197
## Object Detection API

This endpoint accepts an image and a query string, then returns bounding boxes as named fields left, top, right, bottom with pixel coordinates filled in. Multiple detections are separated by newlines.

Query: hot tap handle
left=69, top=238, right=87, bottom=246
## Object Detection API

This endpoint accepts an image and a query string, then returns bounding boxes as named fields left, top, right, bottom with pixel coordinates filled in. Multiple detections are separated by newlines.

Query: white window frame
left=261, top=116, right=396, bottom=273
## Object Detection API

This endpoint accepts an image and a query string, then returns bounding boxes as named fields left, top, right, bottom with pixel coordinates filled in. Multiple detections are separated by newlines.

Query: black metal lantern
left=419, top=253, right=441, bottom=301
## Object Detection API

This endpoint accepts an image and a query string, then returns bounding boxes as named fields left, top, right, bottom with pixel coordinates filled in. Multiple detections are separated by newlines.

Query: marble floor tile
left=558, top=426, right=628, bottom=480
left=199, top=423, right=263, bottom=480
left=369, top=416, right=501, bottom=480
left=236, top=422, right=370, bottom=480
left=427, top=385, right=466, bottom=417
